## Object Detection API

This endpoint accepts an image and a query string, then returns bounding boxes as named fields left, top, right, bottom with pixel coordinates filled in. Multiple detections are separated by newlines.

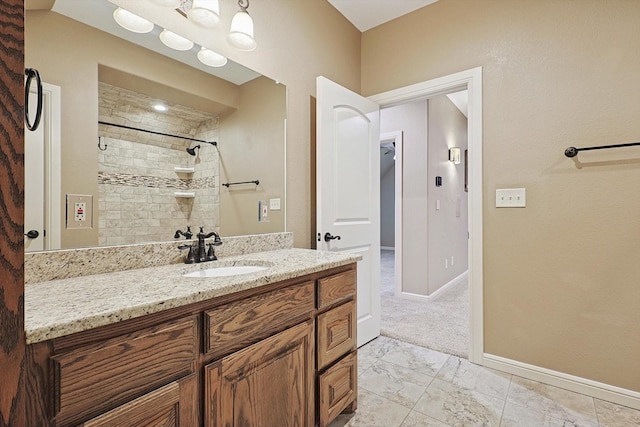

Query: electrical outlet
left=445, top=258, right=448, bottom=269
left=496, top=188, right=526, bottom=208
left=451, top=256, right=454, bottom=266
left=66, top=194, right=93, bottom=229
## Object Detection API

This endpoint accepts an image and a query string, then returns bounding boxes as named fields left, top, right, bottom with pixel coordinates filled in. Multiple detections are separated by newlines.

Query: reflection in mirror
left=25, top=0, right=286, bottom=250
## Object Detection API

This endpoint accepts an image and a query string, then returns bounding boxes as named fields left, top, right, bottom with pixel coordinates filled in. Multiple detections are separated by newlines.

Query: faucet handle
left=178, top=244, right=196, bottom=264
left=206, top=243, right=217, bottom=261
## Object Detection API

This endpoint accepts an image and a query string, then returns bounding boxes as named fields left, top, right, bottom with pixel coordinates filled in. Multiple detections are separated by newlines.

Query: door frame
left=379, top=131, right=403, bottom=298
left=38, top=82, right=61, bottom=250
left=369, top=67, right=484, bottom=364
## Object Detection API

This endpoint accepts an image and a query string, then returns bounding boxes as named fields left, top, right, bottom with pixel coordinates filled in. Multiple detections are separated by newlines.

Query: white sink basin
left=183, top=265, right=268, bottom=278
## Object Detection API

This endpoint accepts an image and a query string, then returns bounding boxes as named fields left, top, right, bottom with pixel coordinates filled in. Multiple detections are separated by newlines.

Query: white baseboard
left=380, top=246, right=395, bottom=251
left=483, top=353, right=640, bottom=411
left=397, top=270, right=468, bottom=302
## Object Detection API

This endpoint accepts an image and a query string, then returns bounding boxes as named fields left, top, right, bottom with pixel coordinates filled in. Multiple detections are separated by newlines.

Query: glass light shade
left=197, top=47, right=228, bottom=67
left=113, top=7, right=154, bottom=34
left=449, top=147, right=461, bottom=164
left=187, top=0, right=220, bottom=28
left=159, top=29, right=194, bottom=51
left=227, top=10, right=256, bottom=51
left=149, top=0, right=181, bottom=7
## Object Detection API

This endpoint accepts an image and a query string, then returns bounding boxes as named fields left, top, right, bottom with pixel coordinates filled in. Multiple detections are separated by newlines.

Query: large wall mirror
left=25, top=0, right=286, bottom=251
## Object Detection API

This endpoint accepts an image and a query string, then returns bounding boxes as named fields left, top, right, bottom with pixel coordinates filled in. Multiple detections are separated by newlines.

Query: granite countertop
left=25, top=248, right=360, bottom=344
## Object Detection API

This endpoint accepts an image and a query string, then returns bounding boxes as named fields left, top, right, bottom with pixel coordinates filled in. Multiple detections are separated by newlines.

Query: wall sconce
left=449, top=147, right=461, bottom=164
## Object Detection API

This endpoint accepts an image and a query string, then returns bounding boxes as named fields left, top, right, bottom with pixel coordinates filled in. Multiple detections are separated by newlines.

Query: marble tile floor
left=328, top=336, right=640, bottom=427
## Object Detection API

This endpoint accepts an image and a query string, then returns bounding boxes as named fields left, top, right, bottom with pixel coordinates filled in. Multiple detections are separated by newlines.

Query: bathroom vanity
left=24, top=247, right=359, bottom=427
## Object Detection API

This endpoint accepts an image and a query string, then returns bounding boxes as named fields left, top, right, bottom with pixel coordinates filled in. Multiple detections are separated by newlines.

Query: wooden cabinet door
left=208, top=320, right=314, bottom=427
left=80, top=374, right=199, bottom=427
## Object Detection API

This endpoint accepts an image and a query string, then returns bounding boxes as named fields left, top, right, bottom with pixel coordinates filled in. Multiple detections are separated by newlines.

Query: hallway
left=379, top=249, right=469, bottom=358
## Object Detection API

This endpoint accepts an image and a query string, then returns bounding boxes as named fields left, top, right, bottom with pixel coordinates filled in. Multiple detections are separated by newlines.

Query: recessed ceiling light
left=153, top=103, right=168, bottom=112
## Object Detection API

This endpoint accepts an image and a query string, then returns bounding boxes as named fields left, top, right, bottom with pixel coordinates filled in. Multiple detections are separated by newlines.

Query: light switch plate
left=269, top=198, right=281, bottom=210
left=66, top=194, right=93, bottom=229
left=496, top=188, right=526, bottom=208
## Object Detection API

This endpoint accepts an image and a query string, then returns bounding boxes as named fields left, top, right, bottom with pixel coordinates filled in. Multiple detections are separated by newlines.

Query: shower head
left=186, top=145, right=201, bottom=156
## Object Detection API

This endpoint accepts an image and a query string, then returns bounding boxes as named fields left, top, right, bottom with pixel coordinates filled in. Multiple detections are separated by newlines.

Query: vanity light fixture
left=188, top=0, right=221, bottom=28
left=197, top=47, right=228, bottom=67
left=159, top=29, right=194, bottom=51
left=449, top=147, right=461, bottom=164
left=113, top=7, right=154, bottom=33
left=228, top=0, right=257, bottom=51
left=113, top=0, right=257, bottom=69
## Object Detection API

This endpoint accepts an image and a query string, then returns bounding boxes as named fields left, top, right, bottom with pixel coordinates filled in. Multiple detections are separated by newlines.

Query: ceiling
left=328, top=0, right=439, bottom=32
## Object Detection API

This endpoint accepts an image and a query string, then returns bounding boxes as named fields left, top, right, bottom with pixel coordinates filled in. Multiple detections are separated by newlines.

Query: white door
left=316, top=76, right=381, bottom=346
left=24, top=81, right=61, bottom=252
left=25, top=89, right=46, bottom=252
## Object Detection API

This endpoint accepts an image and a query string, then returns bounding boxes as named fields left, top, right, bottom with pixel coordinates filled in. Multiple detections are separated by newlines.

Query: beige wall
left=219, top=77, right=286, bottom=236
left=427, top=95, right=468, bottom=295
left=226, top=1, right=361, bottom=247
left=363, top=0, right=640, bottom=391
left=380, top=164, right=395, bottom=248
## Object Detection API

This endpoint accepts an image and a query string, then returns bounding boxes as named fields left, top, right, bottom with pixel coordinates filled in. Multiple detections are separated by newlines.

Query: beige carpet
left=379, top=250, right=469, bottom=358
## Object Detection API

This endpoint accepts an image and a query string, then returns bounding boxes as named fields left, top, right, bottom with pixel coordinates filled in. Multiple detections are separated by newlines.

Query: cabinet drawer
left=317, top=301, right=356, bottom=369
left=52, top=316, right=198, bottom=427
left=318, top=351, right=357, bottom=427
left=81, top=374, right=198, bottom=427
left=317, top=269, right=356, bottom=309
left=204, top=280, right=315, bottom=358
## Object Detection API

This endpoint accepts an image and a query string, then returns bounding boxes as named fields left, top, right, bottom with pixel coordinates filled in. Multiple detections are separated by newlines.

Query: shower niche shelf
left=174, top=192, right=195, bottom=198
left=174, top=167, right=195, bottom=174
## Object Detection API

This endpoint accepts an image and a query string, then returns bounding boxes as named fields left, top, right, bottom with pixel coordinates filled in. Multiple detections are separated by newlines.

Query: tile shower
left=98, top=82, right=220, bottom=245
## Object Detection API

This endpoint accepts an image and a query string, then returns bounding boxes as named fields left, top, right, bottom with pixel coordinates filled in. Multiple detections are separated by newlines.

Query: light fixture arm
left=238, top=0, right=249, bottom=11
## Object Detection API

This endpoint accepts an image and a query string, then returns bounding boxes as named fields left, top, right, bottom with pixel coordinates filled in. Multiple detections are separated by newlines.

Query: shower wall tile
left=98, top=82, right=220, bottom=245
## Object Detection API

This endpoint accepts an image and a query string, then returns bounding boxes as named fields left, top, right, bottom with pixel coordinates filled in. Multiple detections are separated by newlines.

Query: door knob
left=324, top=232, right=341, bottom=242
left=25, top=230, right=39, bottom=239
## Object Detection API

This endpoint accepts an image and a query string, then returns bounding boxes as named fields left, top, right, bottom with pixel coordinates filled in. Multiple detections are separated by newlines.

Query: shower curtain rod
left=99, top=121, right=217, bottom=146
left=564, top=141, right=640, bottom=158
